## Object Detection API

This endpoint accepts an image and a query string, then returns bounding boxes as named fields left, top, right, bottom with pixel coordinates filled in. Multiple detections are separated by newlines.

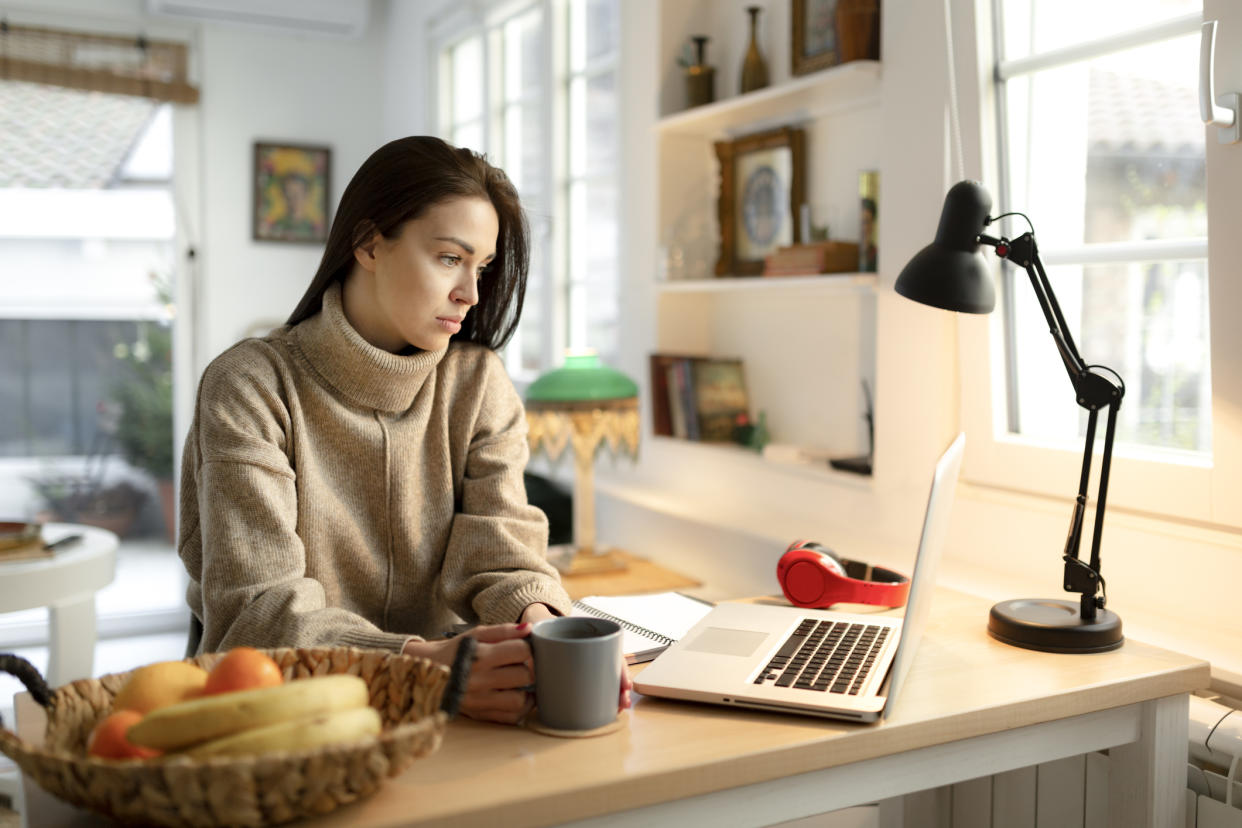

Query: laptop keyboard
left=753, top=619, right=890, bottom=695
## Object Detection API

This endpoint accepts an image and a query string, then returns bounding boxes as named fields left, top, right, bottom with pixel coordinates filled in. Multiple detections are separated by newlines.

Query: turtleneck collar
left=291, top=281, right=447, bottom=413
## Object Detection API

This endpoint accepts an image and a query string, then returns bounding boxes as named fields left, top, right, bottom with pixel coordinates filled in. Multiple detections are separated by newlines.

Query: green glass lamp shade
left=526, top=352, right=638, bottom=404
left=894, top=180, right=997, bottom=315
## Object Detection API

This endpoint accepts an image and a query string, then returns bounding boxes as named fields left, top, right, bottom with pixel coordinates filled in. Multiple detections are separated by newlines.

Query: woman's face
left=348, top=196, right=498, bottom=352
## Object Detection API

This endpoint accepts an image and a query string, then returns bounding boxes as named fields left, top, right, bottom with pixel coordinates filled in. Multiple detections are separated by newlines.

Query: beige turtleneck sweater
left=178, top=282, right=571, bottom=654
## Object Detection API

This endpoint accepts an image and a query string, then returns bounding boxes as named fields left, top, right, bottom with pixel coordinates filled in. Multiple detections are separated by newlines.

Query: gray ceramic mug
left=529, top=616, right=623, bottom=731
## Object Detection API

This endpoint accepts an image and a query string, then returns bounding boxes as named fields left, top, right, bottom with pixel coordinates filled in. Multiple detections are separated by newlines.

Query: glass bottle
left=740, top=6, right=769, bottom=94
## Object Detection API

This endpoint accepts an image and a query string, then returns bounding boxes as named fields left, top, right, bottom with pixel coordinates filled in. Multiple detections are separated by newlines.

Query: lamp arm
left=979, top=231, right=1126, bottom=621
left=981, top=232, right=1088, bottom=378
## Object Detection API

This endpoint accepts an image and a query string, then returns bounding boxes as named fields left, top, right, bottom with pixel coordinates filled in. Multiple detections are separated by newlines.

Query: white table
left=0, top=523, right=118, bottom=685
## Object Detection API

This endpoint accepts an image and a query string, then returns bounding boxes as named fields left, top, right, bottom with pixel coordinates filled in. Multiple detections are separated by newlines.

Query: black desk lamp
left=895, top=180, right=1124, bottom=654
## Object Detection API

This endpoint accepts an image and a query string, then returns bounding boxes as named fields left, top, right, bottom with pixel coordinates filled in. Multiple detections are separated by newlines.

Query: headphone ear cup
left=778, top=541, right=847, bottom=608
left=789, top=540, right=846, bottom=576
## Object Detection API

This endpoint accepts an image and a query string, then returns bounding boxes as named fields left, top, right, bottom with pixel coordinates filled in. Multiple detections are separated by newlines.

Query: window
left=437, top=0, right=620, bottom=381
left=957, top=0, right=1239, bottom=524
left=994, top=0, right=1207, bottom=455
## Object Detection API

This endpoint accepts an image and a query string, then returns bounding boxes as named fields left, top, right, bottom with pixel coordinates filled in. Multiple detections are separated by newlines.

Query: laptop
left=634, top=432, right=965, bottom=722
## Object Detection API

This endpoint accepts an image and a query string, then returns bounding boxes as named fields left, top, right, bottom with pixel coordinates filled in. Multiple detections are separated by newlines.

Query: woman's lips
left=437, top=317, right=463, bottom=334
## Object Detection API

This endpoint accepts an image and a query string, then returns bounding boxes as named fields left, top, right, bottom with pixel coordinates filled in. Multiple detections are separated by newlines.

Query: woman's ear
left=352, top=221, right=381, bottom=272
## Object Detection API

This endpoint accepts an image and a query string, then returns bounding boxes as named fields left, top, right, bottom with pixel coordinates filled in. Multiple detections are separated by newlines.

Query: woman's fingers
left=468, top=623, right=533, bottom=645
left=467, top=663, right=533, bottom=693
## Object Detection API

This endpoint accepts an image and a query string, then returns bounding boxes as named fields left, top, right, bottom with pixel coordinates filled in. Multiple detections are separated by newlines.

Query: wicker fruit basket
left=0, top=641, right=474, bottom=827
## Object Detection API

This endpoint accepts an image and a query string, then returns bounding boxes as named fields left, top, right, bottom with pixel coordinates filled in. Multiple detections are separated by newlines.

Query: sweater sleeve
left=190, top=348, right=413, bottom=654
left=438, top=353, right=573, bottom=624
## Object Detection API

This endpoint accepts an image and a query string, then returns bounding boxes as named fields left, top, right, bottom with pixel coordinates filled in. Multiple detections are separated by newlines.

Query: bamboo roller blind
left=0, top=22, right=199, bottom=104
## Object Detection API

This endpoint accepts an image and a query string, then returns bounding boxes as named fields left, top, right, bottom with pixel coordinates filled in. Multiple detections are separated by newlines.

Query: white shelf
left=646, top=435, right=874, bottom=490
left=657, top=272, right=877, bottom=294
left=656, top=60, right=881, bottom=138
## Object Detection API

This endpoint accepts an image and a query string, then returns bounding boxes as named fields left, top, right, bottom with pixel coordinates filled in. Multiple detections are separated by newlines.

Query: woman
left=179, top=136, right=629, bottom=724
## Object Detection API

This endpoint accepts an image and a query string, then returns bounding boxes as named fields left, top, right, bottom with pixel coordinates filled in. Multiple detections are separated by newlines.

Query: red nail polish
left=518, top=623, right=531, bottom=631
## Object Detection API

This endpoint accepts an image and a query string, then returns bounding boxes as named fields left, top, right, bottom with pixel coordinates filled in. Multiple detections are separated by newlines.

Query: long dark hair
left=287, top=136, right=529, bottom=351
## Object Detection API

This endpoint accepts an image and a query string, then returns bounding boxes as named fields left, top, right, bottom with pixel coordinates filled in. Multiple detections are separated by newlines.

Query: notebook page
left=576, top=592, right=712, bottom=642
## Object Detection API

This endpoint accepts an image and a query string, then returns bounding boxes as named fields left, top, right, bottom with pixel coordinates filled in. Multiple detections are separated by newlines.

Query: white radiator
left=1188, top=693, right=1242, bottom=828
left=863, top=691, right=1242, bottom=828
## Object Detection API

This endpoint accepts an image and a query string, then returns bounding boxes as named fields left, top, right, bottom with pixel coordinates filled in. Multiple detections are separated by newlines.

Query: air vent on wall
left=145, top=0, right=370, bottom=39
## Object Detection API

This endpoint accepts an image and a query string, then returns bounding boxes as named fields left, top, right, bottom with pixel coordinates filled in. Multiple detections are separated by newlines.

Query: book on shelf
left=571, top=591, right=714, bottom=664
left=649, top=353, right=750, bottom=443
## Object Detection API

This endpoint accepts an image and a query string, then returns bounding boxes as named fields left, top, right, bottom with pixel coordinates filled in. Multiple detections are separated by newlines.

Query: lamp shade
left=894, top=180, right=997, bottom=315
left=526, top=352, right=638, bottom=404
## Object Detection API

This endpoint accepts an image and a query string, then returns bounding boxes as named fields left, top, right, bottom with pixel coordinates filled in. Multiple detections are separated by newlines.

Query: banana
left=127, top=674, right=369, bottom=751
left=184, top=706, right=382, bottom=757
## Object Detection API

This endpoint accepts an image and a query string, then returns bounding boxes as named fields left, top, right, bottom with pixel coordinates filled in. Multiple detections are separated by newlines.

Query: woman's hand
left=404, top=625, right=535, bottom=725
left=518, top=603, right=632, bottom=713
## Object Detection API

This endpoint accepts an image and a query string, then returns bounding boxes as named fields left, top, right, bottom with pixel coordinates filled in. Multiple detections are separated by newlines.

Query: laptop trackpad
left=685, top=627, right=768, bottom=656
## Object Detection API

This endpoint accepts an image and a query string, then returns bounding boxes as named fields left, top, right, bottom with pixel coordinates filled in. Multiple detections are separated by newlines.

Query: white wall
left=598, top=0, right=1242, bottom=685
left=0, top=0, right=387, bottom=369
left=192, top=15, right=385, bottom=367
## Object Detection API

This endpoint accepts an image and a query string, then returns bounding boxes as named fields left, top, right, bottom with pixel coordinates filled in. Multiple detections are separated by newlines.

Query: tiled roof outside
left=1088, top=67, right=1202, bottom=157
left=0, top=66, right=1200, bottom=191
left=0, top=79, right=155, bottom=189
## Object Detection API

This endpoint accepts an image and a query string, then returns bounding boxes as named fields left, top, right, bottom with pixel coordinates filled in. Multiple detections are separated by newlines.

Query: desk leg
left=1107, top=694, right=1188, bottom=828
left=46, top=596, right=97, bottom=687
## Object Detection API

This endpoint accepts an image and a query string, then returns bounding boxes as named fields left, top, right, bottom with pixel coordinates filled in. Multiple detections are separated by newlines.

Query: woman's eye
left=440, top=254, right=461, bottom=267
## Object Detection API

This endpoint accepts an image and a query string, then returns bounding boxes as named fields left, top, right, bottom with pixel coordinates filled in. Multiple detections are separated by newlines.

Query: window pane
left=570, top=0, right=618, bottom=70
left=999, top=20, right=1211, bottom=456
left=452, top=120, right=484, bottom=155
left=0, top=320, right=28, bottom=455
left=587, top=72, right=617, bottom=176
left=505, top=8, right=545, bottom=102
left=566, top=179, right=618, bottom=361
left=1002, top=34, right=1205, bottom=248
left=1000, top=0, right=1199, bottom=62
left=27, top=321, right=76, bottom=456
left=1008, top=259, right=1210, bottom=453
left=568, top=72, right=616, bottom=178
left=584, top=180, right=618, bottom=363
left=505, top=101, right=547, bottom=211
left=451, top=36, right=484, bottom=124
left=520, top=215, right=553, bottom=374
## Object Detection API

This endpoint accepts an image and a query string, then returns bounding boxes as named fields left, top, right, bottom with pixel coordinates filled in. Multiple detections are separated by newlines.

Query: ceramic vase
left=684, top=35, right=716, bottom=108
left=740, top=6, right=769, bottom=93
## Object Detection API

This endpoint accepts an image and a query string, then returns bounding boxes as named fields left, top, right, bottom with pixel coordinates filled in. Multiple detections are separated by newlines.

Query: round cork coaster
left=524, top=710, right=628, bottom=739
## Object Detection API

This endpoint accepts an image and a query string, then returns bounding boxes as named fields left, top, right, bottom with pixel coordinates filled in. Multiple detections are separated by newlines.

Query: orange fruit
left=87, top=710, right=161, bottom=760
left=113, top=661, right=209, bottom=714
left=203, top=646, right=284, bottom=695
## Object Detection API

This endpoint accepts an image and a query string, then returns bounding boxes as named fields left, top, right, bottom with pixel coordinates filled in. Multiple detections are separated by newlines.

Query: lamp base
left=548, top=544, right=630, bottom=576
left=987, top=598, right=1123, bottom=654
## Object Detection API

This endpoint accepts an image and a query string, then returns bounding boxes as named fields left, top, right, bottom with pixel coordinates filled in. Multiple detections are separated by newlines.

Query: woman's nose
left=452, top=274, right=479, bottom=306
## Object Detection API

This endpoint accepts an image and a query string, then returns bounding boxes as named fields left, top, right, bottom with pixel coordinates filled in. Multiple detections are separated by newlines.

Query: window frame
left=959, top=3, right=1241, bottom=529
left=433, top=0, right=620, bottom=386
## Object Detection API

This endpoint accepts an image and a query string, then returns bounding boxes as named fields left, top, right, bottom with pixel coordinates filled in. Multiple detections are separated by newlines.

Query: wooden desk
left=17, top=588, right=1207, bottom=828
left=558, top=550, right=701, bottom=600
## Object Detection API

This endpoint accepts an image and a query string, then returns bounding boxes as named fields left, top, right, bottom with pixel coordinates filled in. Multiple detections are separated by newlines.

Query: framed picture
left=252, top=141, right=331, bottom=243
left=714, top=126, right=806, bottom=276
left=791, top=0, right=840, bottom=76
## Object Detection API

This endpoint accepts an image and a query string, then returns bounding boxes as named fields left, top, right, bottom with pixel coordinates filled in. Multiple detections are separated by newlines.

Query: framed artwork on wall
left=791, top=0, right=840, bottom=76
left=252, top=141, right=331, bottom=243
left=714, top=126, right=806, bottom=276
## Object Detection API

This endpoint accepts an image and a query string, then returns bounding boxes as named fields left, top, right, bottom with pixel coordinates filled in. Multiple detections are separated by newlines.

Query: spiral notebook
left=572, top=591, right=715, bottom=664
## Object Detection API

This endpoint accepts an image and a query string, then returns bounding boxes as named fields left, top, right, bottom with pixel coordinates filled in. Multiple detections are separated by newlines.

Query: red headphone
left=777, top=540, right=910, bottom=609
